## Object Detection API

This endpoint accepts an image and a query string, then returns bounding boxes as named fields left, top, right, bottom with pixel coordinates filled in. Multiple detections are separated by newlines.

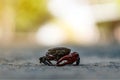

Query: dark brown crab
left=39, top=47, right=71, bottom=65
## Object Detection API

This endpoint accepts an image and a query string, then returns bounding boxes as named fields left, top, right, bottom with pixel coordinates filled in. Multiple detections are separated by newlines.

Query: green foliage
left=15, top=0, right=51, bottom=32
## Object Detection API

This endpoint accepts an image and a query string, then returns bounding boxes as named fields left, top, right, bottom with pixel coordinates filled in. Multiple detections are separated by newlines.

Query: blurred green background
left=0, top=0, right=120, bottom=46
left=15, top=0, right=51, bottom=32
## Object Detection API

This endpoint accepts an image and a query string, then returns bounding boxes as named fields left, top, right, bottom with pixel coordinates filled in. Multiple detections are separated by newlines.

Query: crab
left=39, top=47, right=71, bottom=66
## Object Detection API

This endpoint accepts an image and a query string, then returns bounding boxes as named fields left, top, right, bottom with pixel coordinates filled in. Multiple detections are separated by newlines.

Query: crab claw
left=56, top=52, right=80, bottom=66
left=56, top=56, right=72, bottom=66
left=39, top=56, right=54, bottom=66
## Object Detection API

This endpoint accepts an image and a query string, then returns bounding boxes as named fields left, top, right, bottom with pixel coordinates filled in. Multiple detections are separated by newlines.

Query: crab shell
left=46, top=47, right=71, bottom=60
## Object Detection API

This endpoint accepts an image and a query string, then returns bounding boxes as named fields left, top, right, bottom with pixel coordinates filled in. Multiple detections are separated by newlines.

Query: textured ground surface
left=0, top=45, right=120, bottom=80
